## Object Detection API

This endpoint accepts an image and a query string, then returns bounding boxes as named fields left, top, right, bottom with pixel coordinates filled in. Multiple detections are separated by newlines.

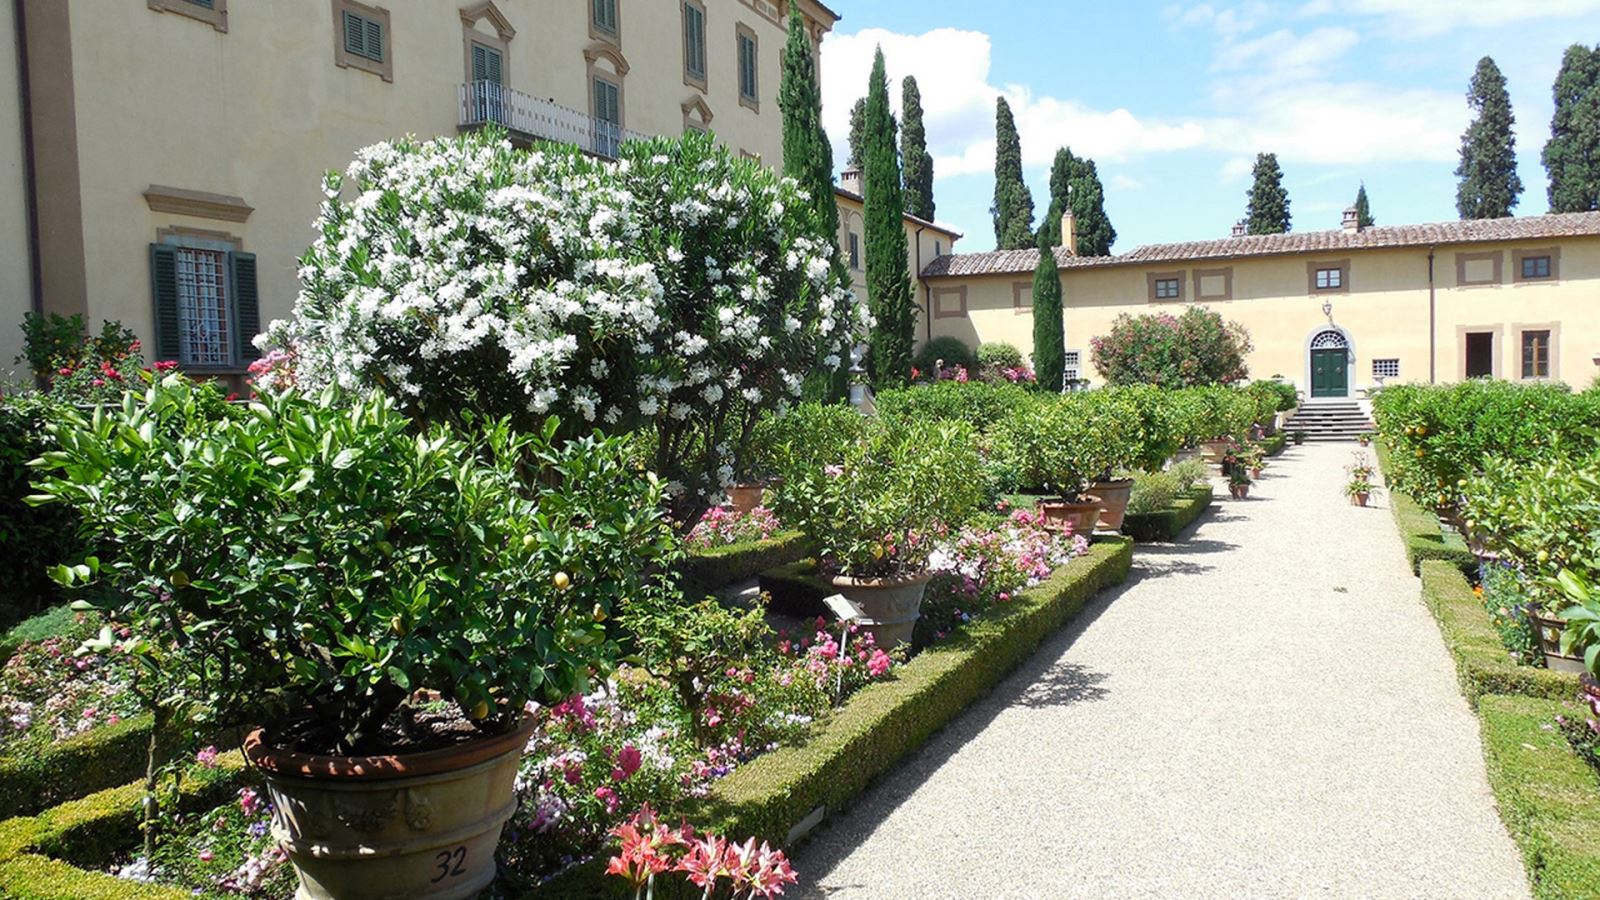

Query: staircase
left=1282, top=399, right=1374, bottom=442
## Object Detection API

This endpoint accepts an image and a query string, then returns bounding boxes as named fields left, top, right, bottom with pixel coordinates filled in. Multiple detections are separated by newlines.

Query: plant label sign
left=823, top=593, right=867, bottom=624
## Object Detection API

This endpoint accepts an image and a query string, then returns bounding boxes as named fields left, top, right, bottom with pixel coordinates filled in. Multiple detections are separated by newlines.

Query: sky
left=817, top=0, right=1600, bottom=253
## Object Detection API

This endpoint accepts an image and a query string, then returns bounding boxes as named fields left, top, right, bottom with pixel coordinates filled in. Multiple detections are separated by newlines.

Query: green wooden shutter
left=149, top=244, right=182, bottom=364
left=365, top=18, right=383, bottom=61
left=472, top=43, right=488, bottom=81
left=343, top=10, right=365, bottom=55
left=230, top=251, right=261, bottom=362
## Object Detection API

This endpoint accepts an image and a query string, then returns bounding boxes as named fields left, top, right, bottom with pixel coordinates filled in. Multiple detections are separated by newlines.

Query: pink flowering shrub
left=687, top=506, right=781, bottom=550
left=605, top=804, right=798, bottom=899
left=0, top=614, right=141, bottom=754
left=136, top=785, right=293, bottom=896
left=920, top=505, right=1088, bottom=640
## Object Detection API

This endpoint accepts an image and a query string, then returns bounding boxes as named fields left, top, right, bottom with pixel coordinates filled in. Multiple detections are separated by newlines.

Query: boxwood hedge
left=0, top=714, right=155, bottom=819
left=1419, top=561, right=1579, bottom=703
left=1121, top=486, right=1214, bottom=543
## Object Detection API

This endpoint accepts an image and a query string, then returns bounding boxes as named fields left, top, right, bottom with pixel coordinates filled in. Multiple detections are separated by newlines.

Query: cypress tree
left=991, top=97, right=1034, bottom=249
left=1038, top=147, right=1079, bottom=248
left=1030, top=233, right=1065, bottom=392
left=1070, top=159, right=1117, bottom=256
left=847, top=97, right=867, bottom=170
left=862, top=47, right=914, bottom=388
left=1455, top=56, right=1523, bottom=220
left=1354, top=183, right=1375, bottom=227
left=1544, top=44, right=1600, bottom=213
left=779, top=6, right=839, bottom=256
left=901, top=76, right=936, bottom=220
left=1244, top=153, right=1291, bottom=235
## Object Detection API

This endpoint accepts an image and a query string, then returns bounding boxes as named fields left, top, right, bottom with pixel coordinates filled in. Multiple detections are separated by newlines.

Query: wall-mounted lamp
left=1321, top=299, right=1334, bottom=323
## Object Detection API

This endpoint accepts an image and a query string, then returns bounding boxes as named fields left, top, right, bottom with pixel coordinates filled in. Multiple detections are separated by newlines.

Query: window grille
left=174, top=248, right=231, bottom=366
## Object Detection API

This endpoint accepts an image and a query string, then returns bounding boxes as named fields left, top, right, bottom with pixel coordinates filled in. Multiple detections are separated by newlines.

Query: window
left=1063, top=350, right=1083, bottom=387
left=333, top=1, right=392, bottom=81
left=1315, top=268, right=1342, bottom=290
left=1521, top=329, right=1552, bottom=379
left=737, top=26, right=759, bottom=110
left=933, top=287, right=967, bottom=319
left=1513, top=248, right=1559, bottom=283
left=1372, top=358, right=1400, bottom=380
left=1306, top=259, right=1350, bottom=294
left=592, top=76, right=622, bottom=158
left=935, top=240, right=943, bottom=257
left=1012, top=281, right=1033, bottom=314
left=471, top=43, right=503, bottom=84
left=682, top=1, right=706, bottom=87
left=1154, top=278, right=1180, bottom=299
left=848, top=232, right=860, bottom=270
left=149, top=237, right=260, bottom=370
left=1464, top=331, right=1495, bottom=378
left=592, top=0, right=619, bottom=39
left=147, top=0, right=228, bottom=32
left=1521, top=255, right=1551, bottom=280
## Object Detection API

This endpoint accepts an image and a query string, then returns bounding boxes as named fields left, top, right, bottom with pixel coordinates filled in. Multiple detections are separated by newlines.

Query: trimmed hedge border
left=1374, top=443, right=1475, bottom=576
left=0, top=751, right=253, bottom=899
left=678, top=531, right=810, bottom=595
left=1478, top=694, right=1600, bottom=898
left=534, top=538, right=1136, bottom=898
left=1419, top=561, right=1579, bottom=703
left=1121, top=486, right=1215, bottom=543
left=0, top=714, right=155, bottom=820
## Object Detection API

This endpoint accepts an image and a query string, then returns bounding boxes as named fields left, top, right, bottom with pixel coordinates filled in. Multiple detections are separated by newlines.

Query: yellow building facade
left=922, top=212, right=1600, bottom=395
left=832, top=168, right=963, bottom=347
left=3, top=0, right=837, bottom=381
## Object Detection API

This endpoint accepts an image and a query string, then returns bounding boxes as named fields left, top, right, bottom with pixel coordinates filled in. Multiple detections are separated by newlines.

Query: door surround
left=1304, top=326, right=1354, bottom=398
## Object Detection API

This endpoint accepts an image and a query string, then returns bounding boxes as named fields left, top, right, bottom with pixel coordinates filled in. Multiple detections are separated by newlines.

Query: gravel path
left=792, top=443, right=1529, bottom=899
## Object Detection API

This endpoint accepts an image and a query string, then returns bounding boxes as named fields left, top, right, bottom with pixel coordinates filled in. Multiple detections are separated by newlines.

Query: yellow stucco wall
left=0, top=7, right=29, bottom=381
left=53, top=0, right=814, bottom=361
left=926, top=237, right=1600, bottom=392
left=834, top=191, right=961, bottom=349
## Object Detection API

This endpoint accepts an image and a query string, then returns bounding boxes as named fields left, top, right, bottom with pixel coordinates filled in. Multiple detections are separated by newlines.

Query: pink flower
left=612, top=744, right=642, bottom=781
left=594, top=785, right=620, bottom=814
left=198, top=849, right=215, bottom=862
left=195, top=745, right=220, bottom=768
left=238, top=787, right=261, bottom=817
left=867, top=649, right=892, bottom=678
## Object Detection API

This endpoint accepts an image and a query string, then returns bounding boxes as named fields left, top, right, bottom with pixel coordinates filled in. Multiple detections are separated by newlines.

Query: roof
left=922, top=210, right=1600, bottom=278
left=834, top=185, right=964, bottom=239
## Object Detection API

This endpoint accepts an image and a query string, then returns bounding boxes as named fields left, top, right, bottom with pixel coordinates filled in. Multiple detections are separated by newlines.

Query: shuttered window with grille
left=150, top=243, right=260, bottom=369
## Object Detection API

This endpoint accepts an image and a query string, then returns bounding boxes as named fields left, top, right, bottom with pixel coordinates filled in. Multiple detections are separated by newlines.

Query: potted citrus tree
left=775, top=419, right=984, bottom=649
left=33, top=379, right=678, bottom=900
left=1090, top=387, right=1179, bottom=532
left=989, top=397, right=1110, bottom=536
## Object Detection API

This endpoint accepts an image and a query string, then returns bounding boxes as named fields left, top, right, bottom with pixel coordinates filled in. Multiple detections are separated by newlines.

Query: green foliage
left=1418, top=561, right=1580, bottom=701
left=1457, top=56, right=1524, bottom=220
left=1480, top=564, right=1542, bottom=667
left=1161, top=384, right=1259, bottom=445
left=1354, top=182, right=1375, bottom=227
left=15, top=314, right=140, bottom=384
left=0, top=604, right=76, bottom=660
left=775, top=418, right=985, bottom=577
left=677, top=531, right=809, bottom=597
left=862, top=48, right=915, bottom=389
left=1248, top=379, right=1299, bottom=414
left=777, top=5, right=844, bottom=289
left=1462, top=453, right=1600, bottom=603
left=0, top=394, right=79, bottom=628
left=1245, top=152, right=1291, bottom=235
left=900, top=76, right=935, bottom=221
left=977, top=342, right=1025, bottom=370
left=0, top=713, right=154, bottom=820
left=1031, top=234, right=1065, bottom=392
left=30, top=379, right=679, bottom=754
left=1090, top=307, right=1253, bottom=389
left=1543, top=43, right=1600, bottom=214
left=1038, top=148, right=1116, bottom=255
left=991, top=97, right=1034, bottom=250
left=876, top=381, right=1033, bottom=431
left=847, top=97, right=866, bottom=170
left=1477, top=693, right=1600, bottom=898
left=748, top=401, right=868, bottom=484
left=1126, top=472, right=1179, bottom=516
left=911, top=336, right=977, bottom=375
left=1552, top=569, right=1600, bottom=678
left=1121, top=486, right=1213, bottom=543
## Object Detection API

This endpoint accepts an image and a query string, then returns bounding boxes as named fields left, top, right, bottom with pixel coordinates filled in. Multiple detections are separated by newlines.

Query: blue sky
left=818, top=1, right=1600, bottom=253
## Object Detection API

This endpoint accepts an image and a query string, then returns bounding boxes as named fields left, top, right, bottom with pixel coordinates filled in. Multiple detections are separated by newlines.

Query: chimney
left=1341, top=206, right=1361, bottom=233
left=1230, top=220, right=1247, bottom=238
left=841, top=166, right=863, bottom=195
left=1061, top=211, right=1078, bottom=257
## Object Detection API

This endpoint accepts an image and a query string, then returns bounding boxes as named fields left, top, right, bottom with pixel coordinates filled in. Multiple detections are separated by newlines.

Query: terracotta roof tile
left=921, top=211, right=1600, bottom=278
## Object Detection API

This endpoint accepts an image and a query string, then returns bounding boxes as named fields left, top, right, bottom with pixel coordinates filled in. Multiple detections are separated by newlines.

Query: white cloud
left=1163, top=2, right=1273, bottom=38
left=1219, top=156, right=1256, bottom=181
left=1301, top=0, right=1600, bottom=33
left=1214, top=27, right=1360, bottom=79
left=1207, top=81, right=1464, bottom=166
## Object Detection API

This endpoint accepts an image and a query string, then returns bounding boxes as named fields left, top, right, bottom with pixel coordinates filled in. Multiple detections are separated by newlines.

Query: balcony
left=458, top=81, right=646, bottom=160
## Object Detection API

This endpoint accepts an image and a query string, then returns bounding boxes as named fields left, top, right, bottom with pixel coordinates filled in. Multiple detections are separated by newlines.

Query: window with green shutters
left=737, top=30, right=758, bottom=105
left=592, top=0, right=618, bottom=37
left=342, top=9, right=384, bottom=62
left=593, top=77, right=621, bottom=157
left=149, top=242, right=261, bottom=369
left=683, top=3, right=706, bottom=84
left=471, top=42, right=503, bottom=85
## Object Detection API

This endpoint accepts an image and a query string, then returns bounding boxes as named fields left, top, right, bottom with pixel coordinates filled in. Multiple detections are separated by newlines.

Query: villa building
left=0, top=0, right=855, bottom=379
left=922, top=209, right=1600, bottom=395
left=834, top=166, right=963, bottom=336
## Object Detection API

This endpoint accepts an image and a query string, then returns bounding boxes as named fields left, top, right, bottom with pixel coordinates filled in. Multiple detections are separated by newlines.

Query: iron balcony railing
left=458, top=81, right=645, bottom=159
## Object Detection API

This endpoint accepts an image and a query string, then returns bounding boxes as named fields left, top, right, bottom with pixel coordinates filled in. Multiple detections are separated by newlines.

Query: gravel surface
left=792, top=443, right=1529, bottom=899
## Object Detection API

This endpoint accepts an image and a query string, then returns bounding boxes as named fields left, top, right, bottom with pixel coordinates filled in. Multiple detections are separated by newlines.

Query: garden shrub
left=1480, top=563, right=1542, bottom=667
left=1249, top=378, right=1298, bottom=414
left=1127, top=472, right=1180, bottom=516
left=13, top=313, right=140, bottom=386
left=912, top=336, right=976, bottom=375
left=0, top=394, right=78, bottom=628
left=1089, top=306, right=1252, bottom=389
left=875, top=381, right=1033, bottom=431
left=677, top=531, right=809, bottom=595
left=1418, top=561, right=1578, bottom=701
left=747, top=401, right=868, bottom=484
left=988, top=395, right=1117, bottom=497
left=1461, top=452, right=1600, bottom=605
left=976, top=342, right=1024, bottom=370
left=258, top=128, right=864, bottom=523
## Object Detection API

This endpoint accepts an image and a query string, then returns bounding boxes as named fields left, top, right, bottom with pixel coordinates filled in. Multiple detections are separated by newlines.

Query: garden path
left=792, top=442, right=1530, bottom=899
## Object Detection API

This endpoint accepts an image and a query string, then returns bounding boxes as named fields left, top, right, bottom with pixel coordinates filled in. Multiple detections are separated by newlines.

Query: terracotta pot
left=1228, top=484, right=1249, bottom=499
left=1199, top=440, right=1231, bottom=463
left=1358, top=437, right=1370, bottom=447
left=1528, top=609, right=1587, bottom=675
left=1036, top=495, right=1103, bottom=538
left=829, top=571, right=934, bottom=650
left=1351, top=492, right=1369, bottom=507
left=725, top=483, right=766, bottom=514
left=1090, top=479, right=1134, bottom=531
left=244, top=715, right=535, bottom=900
left=1249, top=467, right=1262, bottom=479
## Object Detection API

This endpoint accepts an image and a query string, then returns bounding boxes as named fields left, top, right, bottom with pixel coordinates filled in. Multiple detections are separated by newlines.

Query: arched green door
left=1310, top=348, right=1349, bottom=397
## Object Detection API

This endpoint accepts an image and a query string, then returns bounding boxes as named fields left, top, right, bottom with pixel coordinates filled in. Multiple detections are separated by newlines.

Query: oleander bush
left=1090, top=306, right=1252, bottom=389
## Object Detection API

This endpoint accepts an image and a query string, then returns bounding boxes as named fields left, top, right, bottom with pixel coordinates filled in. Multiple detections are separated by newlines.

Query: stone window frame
left=460, top=3, right=515, bottom=86
left=332, top=0, right=393, bottom=83
left=148, top=0, right=228, bottom=32
left=1192, top=266, right=1233, bottom=301
left=589, top=0, right=621, bottom=45
left=1453, top=250, right=1503, bottom=288
left=682, top=0, right=708, bottom=92
left=1147, top=271, right=1184, bottom=303
left=932, top=286, right=967, bottom=319
left=144, top=185, right=253, bottom=223
left=736, top=23, right=760, bottom=112
left=1513, top=321, right=1560, bottom=381
left=584, top=44, right=630, bottom=155
left=681, top=95, right=713, bottom=135
left=847, top=232, right=860, bottom=270
left=1307, top=258, right=1350, bottom=294
left=1455, top=324, right=1503, bottom=380
left=1512, top=247, right=1560, bottom=284
left=1012, top=280, right=1033, bottom=315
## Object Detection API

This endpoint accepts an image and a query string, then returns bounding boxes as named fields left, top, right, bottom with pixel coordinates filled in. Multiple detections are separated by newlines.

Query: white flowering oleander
left=259, top=130, right=862, bottom=514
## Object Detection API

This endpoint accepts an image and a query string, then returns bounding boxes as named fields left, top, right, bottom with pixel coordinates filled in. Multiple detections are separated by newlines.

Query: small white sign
left=822, top=593, right=866, bottom=623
